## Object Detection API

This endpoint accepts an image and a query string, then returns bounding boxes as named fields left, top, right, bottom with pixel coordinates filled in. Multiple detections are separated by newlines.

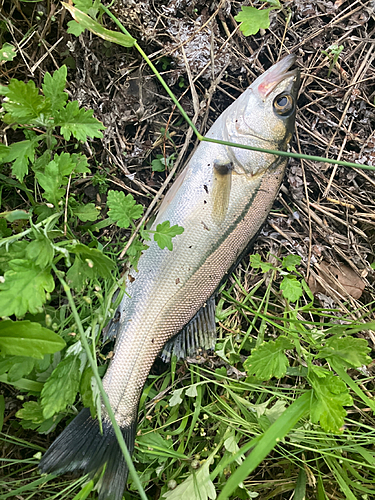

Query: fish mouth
left=256, top=54, right=299, bottom=98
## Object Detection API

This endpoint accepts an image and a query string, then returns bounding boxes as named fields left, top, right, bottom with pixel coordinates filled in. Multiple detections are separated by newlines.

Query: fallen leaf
left=308, top=261, right=365, bottom=300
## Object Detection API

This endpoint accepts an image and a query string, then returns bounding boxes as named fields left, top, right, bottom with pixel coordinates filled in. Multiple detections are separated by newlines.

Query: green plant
left=234, top=0, right=281, bottom=37
left=0, top=66, right=183, bottom=448
left=151, top=153, right=177, bottom=172
left=321, top=43, right=344, bottom=78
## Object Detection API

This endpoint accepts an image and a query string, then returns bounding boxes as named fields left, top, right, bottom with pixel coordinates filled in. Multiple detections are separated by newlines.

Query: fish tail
left=39, top=408, right=137, bottom=500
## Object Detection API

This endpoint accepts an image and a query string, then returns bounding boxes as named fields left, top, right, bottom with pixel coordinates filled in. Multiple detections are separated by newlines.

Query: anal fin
left=161, top=295, right=217, bottom=362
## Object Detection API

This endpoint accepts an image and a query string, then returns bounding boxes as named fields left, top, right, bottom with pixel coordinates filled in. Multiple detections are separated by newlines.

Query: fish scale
left=39, top=54, right=300, bottom=500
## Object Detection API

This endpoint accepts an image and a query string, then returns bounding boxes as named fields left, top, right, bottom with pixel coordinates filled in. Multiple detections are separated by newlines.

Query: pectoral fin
left=212, top=160, right=233, bottom=223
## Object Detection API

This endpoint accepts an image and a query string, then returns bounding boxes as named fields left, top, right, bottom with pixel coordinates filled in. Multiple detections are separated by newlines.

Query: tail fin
left=39, top=408, right=137, bottom=500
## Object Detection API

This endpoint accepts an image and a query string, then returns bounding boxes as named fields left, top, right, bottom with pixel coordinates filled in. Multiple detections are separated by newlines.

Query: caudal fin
left=39, top=408, right=137, bottom=500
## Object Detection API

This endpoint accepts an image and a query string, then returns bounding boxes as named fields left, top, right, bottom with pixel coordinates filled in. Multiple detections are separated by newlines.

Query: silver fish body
left=40, top=55, right=300, bottom=500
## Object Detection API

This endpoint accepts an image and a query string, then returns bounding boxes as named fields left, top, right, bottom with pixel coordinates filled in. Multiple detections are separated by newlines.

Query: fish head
left=224, top=54, right=300, bottom=175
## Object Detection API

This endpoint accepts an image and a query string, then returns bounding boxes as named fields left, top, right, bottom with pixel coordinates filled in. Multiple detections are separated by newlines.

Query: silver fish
left=39, top=54, right=300, bottom=500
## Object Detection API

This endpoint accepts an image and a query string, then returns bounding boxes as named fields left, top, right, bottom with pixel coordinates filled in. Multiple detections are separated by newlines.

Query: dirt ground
left=1, top=0, right=375, bottom=497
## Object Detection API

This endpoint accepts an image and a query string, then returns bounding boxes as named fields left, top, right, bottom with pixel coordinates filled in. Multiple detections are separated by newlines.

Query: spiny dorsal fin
left=212, top=160, right=233, bottom=224
left=161, top=295, right=216, bottom=362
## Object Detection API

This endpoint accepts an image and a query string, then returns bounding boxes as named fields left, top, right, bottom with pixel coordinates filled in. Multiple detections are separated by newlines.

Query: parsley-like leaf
left=153, top=220, right=184, bottom=251
left=126, top=237, right=149, bottom=271
left=26, top=231, right=55, bottom=268
left=7, top=356, right=35, bottom=382
left=55, top=100, right=105, bottom=141
left=0, top=79, right=47, bottom=123
left=5, top=139, right=37, bottom=182
left=243, top=336, right=293, bottom=380
left=42, top=65, right=68, bottom=113
left=250, top=253, right=275, bottom=273
left=280, top=275, right=303, bottom=302
left=0, top=320, right=65, bottom=358
left=309, top=370, right=353, bottom=433
left=107, top=190, right=144, bottom=229
left=35, top=159, right=66, bottom=207
left=282, top=255, right=301, bottom=272
left=72, top=202, right=99, bottom=222
left=0, top=43, right=17, bottom=63
left=316, top=336, right=371, bottom=368
left=67, top=20, right=87, bottom=36
left=0, top=260, right=54, bottom=317
left=234, top=6, right=273, bottom=37
left=41, top=355, right=81, bottom=418
left=16, top=401, right=44, bottom=424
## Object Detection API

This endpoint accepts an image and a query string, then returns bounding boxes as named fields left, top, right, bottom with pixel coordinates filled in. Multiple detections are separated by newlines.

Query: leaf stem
left=52, top=264, right=147, bottom=500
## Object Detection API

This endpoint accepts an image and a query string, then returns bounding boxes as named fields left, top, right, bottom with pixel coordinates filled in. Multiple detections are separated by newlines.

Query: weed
left=322, top=43, right=344, bottom=78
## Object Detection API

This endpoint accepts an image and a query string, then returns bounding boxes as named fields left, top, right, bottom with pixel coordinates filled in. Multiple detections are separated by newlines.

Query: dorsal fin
left=212, top=160, right=233, bottom=224
left=161, top=295, right=216, bottom=362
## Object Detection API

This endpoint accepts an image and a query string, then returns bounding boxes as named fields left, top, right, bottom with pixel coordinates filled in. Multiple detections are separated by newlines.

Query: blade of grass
left=51, top=264, right=147, bottom=500
left=216, top=391, right=311, bottom=500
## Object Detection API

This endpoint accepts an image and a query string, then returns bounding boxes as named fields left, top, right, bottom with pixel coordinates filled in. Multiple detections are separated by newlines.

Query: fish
left=39, top=54, right=300, bottom=500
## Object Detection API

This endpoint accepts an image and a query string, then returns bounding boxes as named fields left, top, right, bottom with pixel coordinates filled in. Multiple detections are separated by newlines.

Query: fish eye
left=273, top=94, right=294, bottom=116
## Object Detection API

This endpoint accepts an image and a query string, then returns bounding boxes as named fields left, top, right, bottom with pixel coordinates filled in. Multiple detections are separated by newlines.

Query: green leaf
left=67, top=20, right=87, bottom=36
left=280, top=275, right=303, bottom=302
left=0, top=143, right=10, bottom=162
left=0, top=43, right=17, bottom=63
left=107, top=190, right=144, bottom=229
left=309, top=370, right=353, bottom=433
left=0, top=260, right=55, bottom=317
left=72, top=203, right=99, bottom=222
left=7, top=356, right=35, bottom=382
left=66, top=243, right=115, bottom=290
left=26, top=232, right=55, bottom=268
left=0, top=320, right=65, bottom=358
left=153, top=220, right=184, bottom=251
left=42, top=65, right=68, bottom=113
left=55, top=100, right=105, bottom=141
left=0, top=79, right=47, bottom=123
left=80, top=366, right=95, bottom=410
left=5, top=140, right=36, bottom=182
left=41, top=355, right=81, bottom=418
left=35, top=159, right=66, bottom=207
left=3, top=209, right=31, bottom=222
left=151, top=155, right=166, bottom=172
left=162, top=448, right=216, bottom=500
left=282, top=255, right=301, bottom=272
left=0, top=219, right=11, bottom=238
left=169, top=388, right=184, bottom=407
left=126, top=237, right=149, bottom=271
left=62, top=3, right=136, bottom=47
left=244, top=336, right=293, bottom=380
left=316, top=336, right=371, bottom=368
left=249, top=253, right=274, bottom=273
left=67, top=243, right=116, bottom=278
left=16, top=400, right=44, bottom=424
left=234, top=6, right=273, bottom=36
